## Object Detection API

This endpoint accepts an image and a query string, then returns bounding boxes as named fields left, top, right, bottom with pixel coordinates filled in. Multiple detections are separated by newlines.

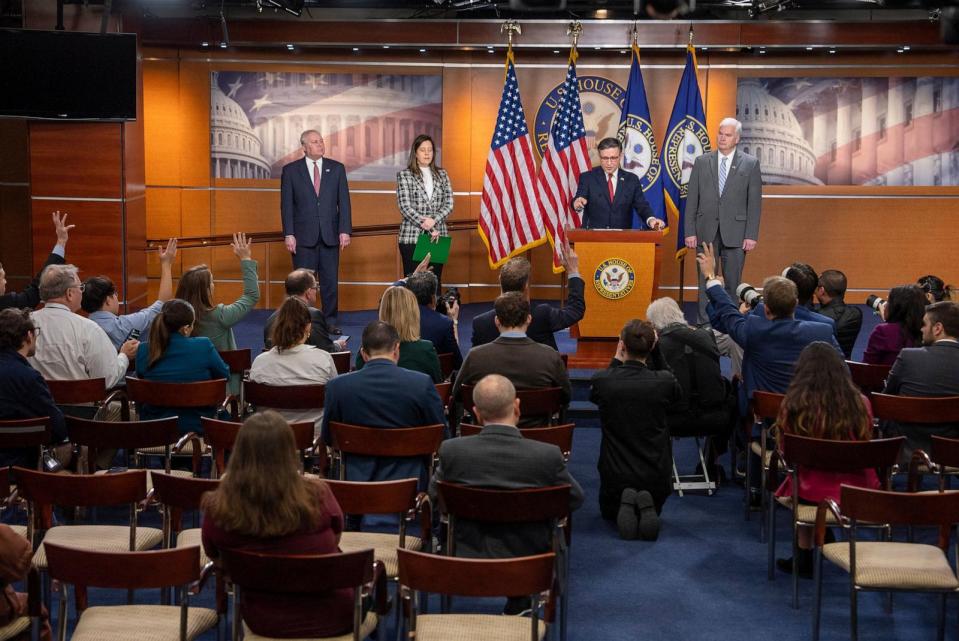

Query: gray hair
left=39, top=264, right=80, bottom=301
left=472, top=374, right=516, bottom=423
left=719, top=117, right=742, bottom=136
left=646, top=297, right=688, bottom=330
left=299, top=129, right=321, bottom=146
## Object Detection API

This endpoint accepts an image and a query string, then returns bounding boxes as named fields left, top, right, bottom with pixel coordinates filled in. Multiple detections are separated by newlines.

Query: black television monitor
left=0, top=29, right=137, bottom=121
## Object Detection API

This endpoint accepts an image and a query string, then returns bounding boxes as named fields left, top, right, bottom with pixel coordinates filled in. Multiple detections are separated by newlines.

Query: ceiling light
left=828, top=48, right=836, bottom=54
left=201, top=41, right=209, bottom=48
left=286, top=43, right=295, bottom=51
left=806, top=46, right=813, bottom=51
left=352, top=47, right=359, bottom=52
left=219, top=42, right=228, bottom=49
left=759, top=48, right=766, bottom=54
left=420, top=48, right=427, bottom=53
left=897, top=48, right=904, bottom=53
left=553, top=49, right=560, bottom=54
left=595, top=8, right=608, bottom=18
left=383, top=45, right=390, bottom=49
left=903, top=45, right=911, bottom=51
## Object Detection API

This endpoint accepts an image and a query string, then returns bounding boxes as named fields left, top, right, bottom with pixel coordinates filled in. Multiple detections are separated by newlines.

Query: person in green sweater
left=355, top=285, right=442, bottom=382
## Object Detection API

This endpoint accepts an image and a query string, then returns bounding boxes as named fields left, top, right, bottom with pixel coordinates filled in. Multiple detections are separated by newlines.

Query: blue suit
left=751, top=303, right=837, bottom=337
left=572, top=167, right=655, bottom=229
left=0, top=349, right=67, bottom=468
left=280, top=156, right=352, bottom=322
left=321, top=358, right=447, bottom=484
left=419, top=304, right=462, bottom=371
left=135, top=334, right=230, bottom=434
left=706, top=284, right=842, bottom=413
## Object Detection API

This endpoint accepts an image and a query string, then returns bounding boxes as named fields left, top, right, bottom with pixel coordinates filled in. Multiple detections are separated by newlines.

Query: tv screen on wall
left=0, top=29, right=137, bottom=121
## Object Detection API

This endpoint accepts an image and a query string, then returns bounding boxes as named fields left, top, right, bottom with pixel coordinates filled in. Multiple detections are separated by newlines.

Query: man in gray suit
left=684, top=117, right=763, bottom=324
left=883, top=301, right=959, bottom=458
left=430, top=374, right=583, bottom=613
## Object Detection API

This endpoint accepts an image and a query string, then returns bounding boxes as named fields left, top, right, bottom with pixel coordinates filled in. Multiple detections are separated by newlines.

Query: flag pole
left=558, top=20, right=583, bottom=304
left=678, top=26, right=694, bottom=307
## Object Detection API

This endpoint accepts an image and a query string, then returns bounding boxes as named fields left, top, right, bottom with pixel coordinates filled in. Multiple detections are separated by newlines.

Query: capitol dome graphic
left=737, top=79, right=821, bottom=186
left=210, top=74, right=272, bottom=180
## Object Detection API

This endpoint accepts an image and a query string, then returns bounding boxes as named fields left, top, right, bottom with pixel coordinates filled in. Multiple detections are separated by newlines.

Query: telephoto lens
left=736, top=283, right=764, bottom=309
left=865, top=295, right=886, bottom=314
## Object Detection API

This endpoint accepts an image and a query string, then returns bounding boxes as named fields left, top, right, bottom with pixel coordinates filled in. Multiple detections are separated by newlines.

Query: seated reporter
left=202, top=412, right=351, bottom=638
left=135, top=299, right=229, bottom=435
left=814, top=269, right=862, bottom=359
left=263, top=269, right=344, bottom=353
left=863, top=284, right=925, bottom=366
left=250, top=297, right=337, bottom=435
left=404, top=271, right=462, bottom=371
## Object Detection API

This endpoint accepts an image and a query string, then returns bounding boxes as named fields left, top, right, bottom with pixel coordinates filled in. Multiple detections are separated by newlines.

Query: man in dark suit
left=571, top=137, right=663, bottom=231
left=430, top=373, right=583, bottom=613
left=684, top=117, right=763, bottom=324
left=280, top=130, right=352, bottom=330
left=750, top=262, right=837, bottom=335
left=405, top=271, right=462, bottom=370
left=815, top=269, right=863, bottom=359
left=0, top=211, right=72, bottom=311
left=883, top=301, right=959, bottom=457
left=454, top=293, right=571, bottom=424
left=697, top=244, right=842, bottom=413
left=471, top=250, right=585, bottom=350
left=321, top=321, right=447, bottom=484
left=263, top=269, right=345, bottom=353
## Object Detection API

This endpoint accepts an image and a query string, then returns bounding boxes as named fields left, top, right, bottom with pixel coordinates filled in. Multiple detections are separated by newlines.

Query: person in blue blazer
left=571, top=137, right=664, bottom=230
left=135, top=299, right=230, bottom=434
left=405, top=271, right=463, bottom=371
left=280, top=130, right=352, bottom=330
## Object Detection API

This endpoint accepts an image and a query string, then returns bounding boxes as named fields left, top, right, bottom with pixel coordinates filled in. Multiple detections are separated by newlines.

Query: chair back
left=328, top=422, right=444, bottom=458
left=839, top=485, right=959, bottom=531
left=437, top=353, right=455, bottom=380
left=331, top=351, right=352, bottom=375
left=44, top=378, right=107, bottom=405
left=871, top=393, right=959, bottom=424
left=752, top=391, right=785, bottom=422
left=0, top=467, right=11, bottom=502
left=0, top=417, right=50, bottom=449
left=67, top=416, right=179, bottom=451
left=45, top=543, right=200, bottom=590
left=459, top=385, right=564, bottom=425
left=217, top=349, right=252, bottom=376
left=434, top=382, right=452, bottom=409
left=150, top=472, right=219, bottom=512
left=325, top=478, right=418, bottom=515
left=201, top=417, right=314, bottom=477
left=781, top=434, right=903, bottom=479
left=436, top=481, right=570, bottom=523
left=398, top=548, right=554, bottom=598
left=931, top=435, right=959, bottom=469
left=458, top=423, right=574, bottom=458
left=221, top=547, right=374, bottom=593
left=125, top=377, right=228, bottom=408
left=14, top=467, right=148, bottom=507
left=244, top=380, right=326, bottom=410
left=845, top=361, right=892, bottom=397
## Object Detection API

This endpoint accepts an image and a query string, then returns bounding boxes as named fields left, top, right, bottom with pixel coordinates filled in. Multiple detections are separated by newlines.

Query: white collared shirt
left=304, top=156, right=323, bottom=182
left=420, top=165, right=434, bottom=200
left=249, top=344, right=337, bottom=436
left=604, top=169, right=619, bottom=196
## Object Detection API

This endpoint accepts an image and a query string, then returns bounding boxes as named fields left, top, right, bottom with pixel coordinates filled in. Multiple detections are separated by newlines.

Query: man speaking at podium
left=571, top=138, right=665, bottom=231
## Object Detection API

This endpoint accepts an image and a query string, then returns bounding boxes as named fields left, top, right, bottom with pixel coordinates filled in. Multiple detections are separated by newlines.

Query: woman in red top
left=201, top=411, right=351, bottom=638
left=774, top=341, right=879, bottom=577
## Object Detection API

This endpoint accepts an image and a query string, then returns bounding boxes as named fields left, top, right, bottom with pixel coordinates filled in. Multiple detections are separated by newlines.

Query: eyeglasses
left=69, top=283, right=85, bottom=293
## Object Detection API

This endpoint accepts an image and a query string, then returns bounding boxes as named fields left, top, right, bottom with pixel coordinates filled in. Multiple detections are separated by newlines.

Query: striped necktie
left=719, top=156, right=728, bottom=196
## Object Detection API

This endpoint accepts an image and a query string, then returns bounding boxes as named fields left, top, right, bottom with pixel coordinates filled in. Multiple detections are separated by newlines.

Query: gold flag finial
left=688, top=24, right=694, bottom=45
left=567, top=21, right=583, bottom=48
left=501, top=20, right=521, bottom=49
left=629, top=21, right=639, bottom=47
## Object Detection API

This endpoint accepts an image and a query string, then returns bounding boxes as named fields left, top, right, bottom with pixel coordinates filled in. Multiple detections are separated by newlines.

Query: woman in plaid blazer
left=396, top=134, right=454, bottom=286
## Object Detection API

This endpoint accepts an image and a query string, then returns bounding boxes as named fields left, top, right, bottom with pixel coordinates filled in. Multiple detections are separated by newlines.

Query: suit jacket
left=572, top=167, right=654, bottom=229
left=452, top=336, right=571, bottom=418
left=706, top=283, right=842, bottom=412
left=471, top=277, right=586, bottom=350
left=135, top=334, right=230, bottom=434
left=264, top=304, right=335, bottom=352
left=429, top=423, right=583, bottom=558
left=684, top=149, right=762, bottom=247
left=321, top=358, right=447, bottom=484
left=0, top=252, right=64, bottom=311
left=280, top=156, right=352, bottom=248
left=883, top=341, right=959, bottom=460
left=0, top=349, right=67, bottom=468
left=752, top=303, right=837, bottom=336
left=817, top=299, right=863, bottom=359
left=396, top=168, right=453, bottom=245
left=590, top=360, right=682, bottom=513
left=419, top=304, right=462, bottom=370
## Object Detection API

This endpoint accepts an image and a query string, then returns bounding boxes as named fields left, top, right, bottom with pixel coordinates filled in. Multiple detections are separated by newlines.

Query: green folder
left=412, top=234, right=452, bottom=265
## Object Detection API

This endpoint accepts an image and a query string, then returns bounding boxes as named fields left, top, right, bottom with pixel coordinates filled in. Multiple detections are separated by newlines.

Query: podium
left=566, top=230, right=665, bottom=368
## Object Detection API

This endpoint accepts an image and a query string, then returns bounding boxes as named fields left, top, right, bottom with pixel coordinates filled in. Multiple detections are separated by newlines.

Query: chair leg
left=811, top=548, right=823, bottom=641
left=672, top=454, right=684, bottom=498
left=850, top=586, right=858, bottom=641
left=767, top=499, right=776, bottom=581
left=695, top=437, right=714, bottom=496
left=744, top=432, right=752, bottom=522
left=937, top=592, right=946, bottom=641
left=791, top=526, right=799, bottom=609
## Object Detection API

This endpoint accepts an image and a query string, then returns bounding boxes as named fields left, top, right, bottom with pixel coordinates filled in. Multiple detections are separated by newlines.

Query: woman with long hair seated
left=249, top=297, right=337, bottom=434
left=201, top=411, right=350, bottom=638
left=774, top=341, right=878, bottom=577
left=354, top=285, right=442, bottom=382
left=135, top=299, right=230, bottom=434
left=862, top=284, right=925, bottom=365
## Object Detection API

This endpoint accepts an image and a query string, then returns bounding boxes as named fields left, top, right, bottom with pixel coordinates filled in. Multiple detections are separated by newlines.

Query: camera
left=865, top=295, right=886, bottom=314
left=436, top=286, right=461, bottom=317
left=736, top=283, right=763, bottom=309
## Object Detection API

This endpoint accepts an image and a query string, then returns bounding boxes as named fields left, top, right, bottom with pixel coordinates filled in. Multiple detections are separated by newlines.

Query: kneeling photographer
left=405, top=270, right=463, bottom=374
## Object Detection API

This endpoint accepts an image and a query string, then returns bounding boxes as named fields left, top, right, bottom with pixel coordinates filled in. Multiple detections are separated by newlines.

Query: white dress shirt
left=420, top=166, right=434, bottom=200
left=305, top=156, right=323, bottom=185
left=718, top=150, right=735, bottom=193
left=249, top=344, right=337, bottom=436
left=29, top=303, right=129, bottom=388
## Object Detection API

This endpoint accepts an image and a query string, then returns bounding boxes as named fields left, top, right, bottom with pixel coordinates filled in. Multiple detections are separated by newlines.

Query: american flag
left=478, top=53, right=545, bottom=268
left=535, top=52, right=591, bottom=271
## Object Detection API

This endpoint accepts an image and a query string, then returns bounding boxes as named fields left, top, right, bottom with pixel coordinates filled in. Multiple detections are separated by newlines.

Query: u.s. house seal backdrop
left=535, top=75, right=626, bottom=164
left=594, top=258, right=636, bottom=300
left=663, top=116, right=710, bottom=199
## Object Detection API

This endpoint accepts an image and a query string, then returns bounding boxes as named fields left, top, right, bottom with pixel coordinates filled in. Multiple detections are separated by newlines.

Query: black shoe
left=636, top=490, right=661, bottom=541
left=617, top=488, right=639, bottom=540
left=329, top=325, right=342, bottom=335
left=776, top=550, right=814, bottom=579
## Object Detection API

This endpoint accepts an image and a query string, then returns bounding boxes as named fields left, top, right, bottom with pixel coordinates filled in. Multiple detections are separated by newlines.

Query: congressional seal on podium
left=594, top=258, right=636, bottom=300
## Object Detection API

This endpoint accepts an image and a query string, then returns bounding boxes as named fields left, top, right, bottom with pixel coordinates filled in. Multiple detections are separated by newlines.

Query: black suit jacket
left=817, top=299, right=863, bottom=359
left=471, top=277, right=586, bottom=350
left=0, top=252, right=65, bottom=311
left=572, top=167, right=654, bottom=229
left=419, top=305, right=462, bottom=370
left=280, top=157, right=352, bottom=248
left=430, top=423, right=583, bottom=558
left=263, top=304, right=335, bottom=352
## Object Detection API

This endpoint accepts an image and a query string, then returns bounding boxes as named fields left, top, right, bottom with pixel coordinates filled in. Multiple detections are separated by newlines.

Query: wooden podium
left=566, top=229, right=665, bottom=368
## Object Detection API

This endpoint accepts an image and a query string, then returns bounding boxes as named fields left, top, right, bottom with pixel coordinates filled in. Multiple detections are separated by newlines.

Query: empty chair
left=748, top=390, right=785, bottom=534
left=845, top=360, right=892, bottom=400
left=331, top=351, right=352, bottom=375
left=66, top=415, right=184, bottom=476
left=909, top=435, right=959, bottom=492
left=45, top=377, right=130, bottom=420
left=149, top=471, right=219, bottom=568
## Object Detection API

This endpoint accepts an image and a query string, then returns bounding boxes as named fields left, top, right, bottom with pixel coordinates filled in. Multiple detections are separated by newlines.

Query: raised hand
left=232, top=232, right=253, bottom=260
left=52, top=210, right=75, bottom=246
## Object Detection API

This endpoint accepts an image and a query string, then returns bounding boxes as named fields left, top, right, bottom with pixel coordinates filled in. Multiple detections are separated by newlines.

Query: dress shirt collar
left=718, top=149, right=736, bottom=166
left=39, top=302, right=72, bottom=313
left=304, top=156, right=323, bottom=172
left=498, top=330, right=527, bottom=338
left=362, top=357, right=396, bottom=368
left=604, top=168, right=619, bottom=185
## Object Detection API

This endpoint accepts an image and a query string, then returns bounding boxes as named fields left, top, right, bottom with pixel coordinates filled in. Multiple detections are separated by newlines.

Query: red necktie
left=313, top=161, right=321, bottom=196
left=607, top=173, right=615, bottom=203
